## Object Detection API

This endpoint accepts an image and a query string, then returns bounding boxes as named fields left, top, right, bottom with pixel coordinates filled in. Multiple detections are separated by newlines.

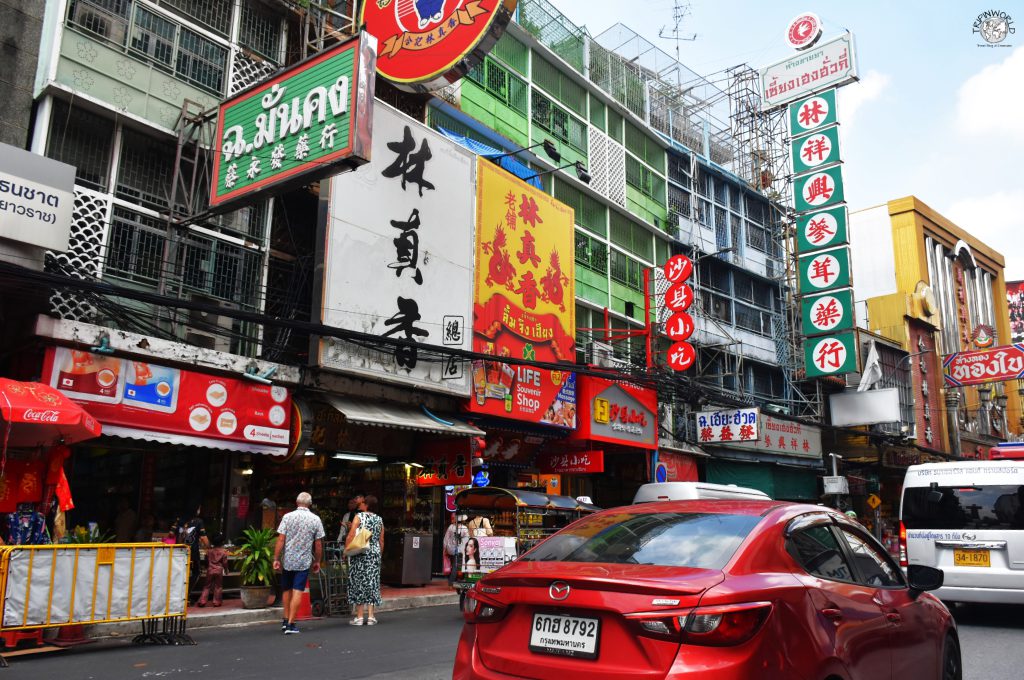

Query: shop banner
left=760, top=32, right=857, bottom=109
left=0, top=460, right=47, bottom=512
left=721, top=412, right=823, bottom=459
left=573, top=377, right=658, bottom=449
left=460, top=535, right=517, bottom=575
left=416, top=440, right=471, bottom=487
left=320, top=103, right=475, bottom=395
left=801, top=288, right=855, bottom=336
left=796, top=205, right=849, bottom=254
left=469, top=160, right=576, bottom=425
left=943, top=344, right=1024, bottom=387
left=656, top=452, right=698, bottom=482
left=804, top=331, right=859, bottom=378
left=788, top=89, right=838, bottom=137
left=44, top=348, right=291, bottom=452
left=793, top=165, right=845, bottom=213
left=695, top=408, right=759, bottom=444
left=536, top=449, right=604, bottom=474
left=1009, top=281, right=1024, bottom=344
left=798, top=246, right=851, bottom=295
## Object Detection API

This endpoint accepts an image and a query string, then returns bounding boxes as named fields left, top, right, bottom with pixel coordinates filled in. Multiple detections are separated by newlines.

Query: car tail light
left=681, top=602, right=772, bottom=647
left=461, top=590, right=507, bottom=624
left=627, top=613, right=688, bottom=641
left=899, top=521, right=908, bottom=567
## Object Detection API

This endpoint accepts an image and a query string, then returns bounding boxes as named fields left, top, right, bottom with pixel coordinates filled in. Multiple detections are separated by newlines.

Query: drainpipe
left=944, top=389, right=962, bottom=459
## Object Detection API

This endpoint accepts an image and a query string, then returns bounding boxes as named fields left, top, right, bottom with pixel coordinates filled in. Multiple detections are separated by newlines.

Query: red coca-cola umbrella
left=0, top=378, right=102, bottom=450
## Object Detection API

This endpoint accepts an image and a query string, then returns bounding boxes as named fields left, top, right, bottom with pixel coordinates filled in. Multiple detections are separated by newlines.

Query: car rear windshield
left=902, top=485, right=1024, bottom=530
left=519, top=512, right=761, bottom=569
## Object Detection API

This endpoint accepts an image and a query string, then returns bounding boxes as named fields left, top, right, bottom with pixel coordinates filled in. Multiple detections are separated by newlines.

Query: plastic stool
left=1, top=629, right=43, bottom=649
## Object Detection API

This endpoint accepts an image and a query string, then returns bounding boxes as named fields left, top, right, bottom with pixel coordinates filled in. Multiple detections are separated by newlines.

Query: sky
left=549, top=0, right=1024, bottom=280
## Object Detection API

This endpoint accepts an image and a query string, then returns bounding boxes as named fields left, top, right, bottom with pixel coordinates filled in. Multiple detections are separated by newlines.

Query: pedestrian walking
left=176, top=508, right=208, bottom=602
left=345, top=495, right=384, bottom=626
left=273, top=492, right=325, bottom=635
left=443, top=513, right=468, bottom=588
left=198, top=534, right=229, bottom=607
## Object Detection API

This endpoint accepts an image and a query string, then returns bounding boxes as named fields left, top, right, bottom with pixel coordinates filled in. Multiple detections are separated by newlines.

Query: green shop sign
left=791, top=125, right=841, bottom=175
left=789, top=88, right=838, bottom=137
left=794, top=165, right=844, bottom=213
left=798, top=246, right=851, bottom=295
left=804, top=331, right=858, bottom=378
left=797, top=205, right=848, bottom=254
left=801, top=288, right=854, bottom=337
left=210, top=33, right=376, bottom=209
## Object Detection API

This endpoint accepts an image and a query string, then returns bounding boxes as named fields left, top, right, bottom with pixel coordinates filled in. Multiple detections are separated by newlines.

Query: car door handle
left=821, top=608, right=843, bottom=621
left=885, top=613, right=902, bottom=624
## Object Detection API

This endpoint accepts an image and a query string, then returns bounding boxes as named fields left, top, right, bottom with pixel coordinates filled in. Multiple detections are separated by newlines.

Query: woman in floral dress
left=345, top=495, right=384, bottom=625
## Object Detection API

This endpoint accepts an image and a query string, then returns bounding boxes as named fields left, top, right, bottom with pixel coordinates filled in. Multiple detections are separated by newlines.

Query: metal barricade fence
left=0, top=544, right=191, bottom=646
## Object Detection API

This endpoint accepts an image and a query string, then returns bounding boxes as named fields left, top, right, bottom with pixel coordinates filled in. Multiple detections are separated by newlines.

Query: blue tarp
left=437, top=127, right=544, bottom=189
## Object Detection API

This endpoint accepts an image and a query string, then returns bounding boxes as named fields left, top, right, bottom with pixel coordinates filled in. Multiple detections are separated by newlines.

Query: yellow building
left=851, top=196, right=1021, bottom=458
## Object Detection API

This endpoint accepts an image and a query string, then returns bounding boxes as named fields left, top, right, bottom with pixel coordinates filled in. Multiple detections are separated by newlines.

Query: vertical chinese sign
left=319, top=103, right=476, bottom=395
left=469, top=160, right=576, bottom=426
left=661, top=254, right=696, bottom=371
left=789, top=88, right=858, bottom=378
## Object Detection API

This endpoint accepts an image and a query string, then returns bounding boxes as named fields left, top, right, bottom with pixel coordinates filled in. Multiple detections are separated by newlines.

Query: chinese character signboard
left=416, top=440, right=472, bottom=486
left=760, top=32, right=858, bottom=109
left=662, top=255, right=696, bottom=371
left=319, top=103, right=475, bottom=395
left=695, top=408, right=759, bottom=444
left=44, top=348, right=291, bottom=454
left=790, top=125, right=841, bottom=174
left=797, top=205, right=848, bottom=254
left=571, top=377, right=658, bottom=449
left=942, top=344, right=1024, bottom=387
left=363, top=0, right=517, bottom=92
left=210, top=34, right=375, bottom=209
left=801, top=289, right=854, bottom=336
left=722, top=412, right=823, bottom=459
left=789, top=89, right=837, bottom=134
left=537, top=450, right=605, bottom=474
left=794, top=165, right=845, bottom=212
left=469, top=160, right=576, bottom=425
left=804, top=332, right=859, bottom=378
left=799, top=247, right=851, bottom=293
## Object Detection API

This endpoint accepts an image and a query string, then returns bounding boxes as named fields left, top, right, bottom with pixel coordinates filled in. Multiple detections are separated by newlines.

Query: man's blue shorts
left=280, top=569, right=310, bottom=592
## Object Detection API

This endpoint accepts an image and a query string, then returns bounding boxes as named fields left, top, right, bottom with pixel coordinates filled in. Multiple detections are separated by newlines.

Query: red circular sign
left=665, top=312, right=695, bottom=341
left=363, top=0, right=518, bottom=92
left=663, top=254, right=693, bottom=284
left=667, top=341, right=695, bottom=372
left=785, top=13, right=822, bottom=50
left=664, top=282, right=694, bottom=313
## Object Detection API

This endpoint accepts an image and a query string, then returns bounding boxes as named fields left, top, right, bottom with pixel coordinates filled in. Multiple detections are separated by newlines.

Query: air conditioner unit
left=184, top=294, right=239, bottom=354
left=587, top=341, right=626, bottom=369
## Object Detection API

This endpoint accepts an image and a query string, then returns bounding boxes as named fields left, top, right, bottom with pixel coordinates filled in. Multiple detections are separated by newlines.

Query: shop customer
left=346, top=495, right=384, bottom=626
left=443, top=513, right=469, bottom=587
left=467, top=514, right=493, bottom=537
left=338, top=495, right=364, bottom=542
left=198, top=534, right=229, bottom=607
left=273, top=492, right=325, bottom=635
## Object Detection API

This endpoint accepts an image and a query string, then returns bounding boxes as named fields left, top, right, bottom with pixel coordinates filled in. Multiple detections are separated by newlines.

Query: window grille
left=176, top=27, right=228, bottom=92
left=239, top=1, right=283, bottom=62
left=555, top=178, right=606, bottom=236
left=492, top=33, right=528, bottom=75
left=177, top=233, right=262, bottom=305
left=157, top=0, right=232, bottom=36
left=668, top=184, right=690, bottom=222
left=610, top=250, right=643, bottom=291
left=105, top=206, right=167, bottom=283
left=47, top=100, right=115, bottom=192
left=116, top=128, right=176, bottom=211
left=607, top=108, right=624, bottom=144
left=129, top=6, right=175, bottom=67
left=532, top=90, right=587, bottom=154
left=746, top=221, right=767, bottom=252
left=668, top=152, right=691, bottom=187
left=67, top=0, right=131, bottom=45
left=589, top=94, right=606, bottom=130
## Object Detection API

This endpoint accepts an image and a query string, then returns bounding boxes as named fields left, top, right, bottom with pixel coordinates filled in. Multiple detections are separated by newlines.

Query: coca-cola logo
left=23, top=409, right=60, bottom=423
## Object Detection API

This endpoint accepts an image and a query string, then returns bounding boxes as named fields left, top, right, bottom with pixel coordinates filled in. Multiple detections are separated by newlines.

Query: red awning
left=0, top=378, right=101, bottom=448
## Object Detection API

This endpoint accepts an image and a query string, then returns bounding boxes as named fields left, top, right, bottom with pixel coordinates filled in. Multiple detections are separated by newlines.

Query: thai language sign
left=319, top=103, right=475, bottom=395
left=363, top=0, right=517, bottom=92
left=0, top=143, right=75, bottom=251
left=722, top=412, right=823, bottom=459
left=760, top=32, right=858, bottom=109
left=695, top=408, right=759, bottom=444
left=468, top=160, right=576, bottom=425
left=210, top=34, right=375, bottom=209
left=44, top=347, right=291, bottom=454
left=943, top=344, right=1024, bottom=387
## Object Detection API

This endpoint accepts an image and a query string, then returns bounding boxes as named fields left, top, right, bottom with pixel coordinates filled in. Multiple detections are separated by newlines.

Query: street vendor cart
left=453, top=487, right=599, bottom=605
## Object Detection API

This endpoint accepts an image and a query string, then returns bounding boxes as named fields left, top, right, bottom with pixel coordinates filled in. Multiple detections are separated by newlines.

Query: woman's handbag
left=344, top=526, right=372, bottom=557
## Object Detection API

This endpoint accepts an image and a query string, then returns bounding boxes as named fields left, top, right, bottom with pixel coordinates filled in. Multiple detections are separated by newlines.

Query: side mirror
left=907, top=564, right=944, bottom=596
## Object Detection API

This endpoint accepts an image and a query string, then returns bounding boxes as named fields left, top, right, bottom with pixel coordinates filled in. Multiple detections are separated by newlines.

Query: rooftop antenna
left=659, top=0, right=697, bottom=61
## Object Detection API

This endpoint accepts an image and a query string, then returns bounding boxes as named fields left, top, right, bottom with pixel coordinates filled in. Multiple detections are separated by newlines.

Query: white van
left=632, top=481, right=771, bottom=504
left=900, top=461, right=1024, bottom=604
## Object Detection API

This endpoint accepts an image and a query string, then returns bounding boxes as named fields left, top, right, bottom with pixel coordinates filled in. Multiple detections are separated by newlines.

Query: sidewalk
left=80, top=578, right=458, bottom=640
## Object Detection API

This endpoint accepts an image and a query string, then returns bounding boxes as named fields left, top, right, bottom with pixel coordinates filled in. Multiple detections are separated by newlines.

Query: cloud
left=837, top=70, right=891, bottom=132
left=956, top=46, right=1024, bottom=143
left=944, top=191, right=1024, bottom=281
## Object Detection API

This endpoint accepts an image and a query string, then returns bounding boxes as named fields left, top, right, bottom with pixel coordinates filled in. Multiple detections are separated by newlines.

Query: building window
left=467, top=58, right=529, bottom=115
left=116, top=128, right=177, bottom=211
left=47, top=100, right=115, bottom=192
left=625, top=156, right=666, bottom=207
left=156, top=0, right=232, bottom=36
left=239, top=0, right=283, bottom=62
left=176, top=27, right=229, bottom=92
left=746, top=221, right=768, bottom=252
left=532, top=90, right=587, bottom=154
left=575, top=231, right=608, bottom=274
left=610, top=250, right=643, bottom=291
left=106, top=206, right=167, bottom=283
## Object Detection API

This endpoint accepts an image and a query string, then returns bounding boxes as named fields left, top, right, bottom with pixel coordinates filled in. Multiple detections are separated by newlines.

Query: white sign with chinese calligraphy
left=319, top=103, right=475, bottom=395
left=760, top=32, right=858, bottom=109
left=723, top=413, right=824, bottom=460
left=695, top=408, right=760, bottom=444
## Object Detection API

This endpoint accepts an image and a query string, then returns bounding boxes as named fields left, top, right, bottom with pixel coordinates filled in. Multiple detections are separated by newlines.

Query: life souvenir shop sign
left=43, top=347, right=291, bottom=454
left=363, top=0, right=518, bottom=92
left=469, top=160, right=577, bottom=426
left=210, top=33, right=376, bottom=209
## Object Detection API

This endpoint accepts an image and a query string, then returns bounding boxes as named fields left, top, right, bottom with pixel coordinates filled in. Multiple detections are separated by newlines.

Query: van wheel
left=942, top=633, right=962, bottom=680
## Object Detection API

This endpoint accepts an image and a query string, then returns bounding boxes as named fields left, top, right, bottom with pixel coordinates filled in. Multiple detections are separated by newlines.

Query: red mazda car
left=454, top=500, right=960, bottom=680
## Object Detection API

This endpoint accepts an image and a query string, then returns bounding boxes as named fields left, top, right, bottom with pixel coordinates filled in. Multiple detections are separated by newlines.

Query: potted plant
left=236, top=527, right=276, bottom=609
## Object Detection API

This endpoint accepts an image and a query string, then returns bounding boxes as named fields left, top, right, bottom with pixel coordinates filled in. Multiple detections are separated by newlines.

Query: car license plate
left=954, top=549, right=990, bottom=567
left=529, top=613, right=600, bottom=660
